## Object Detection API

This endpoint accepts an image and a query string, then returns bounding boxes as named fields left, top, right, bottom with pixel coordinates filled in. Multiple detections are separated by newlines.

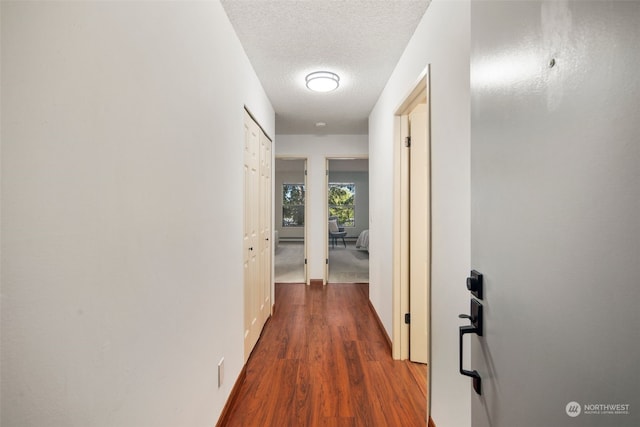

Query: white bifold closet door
left=243, top=110, right=272, bottom=361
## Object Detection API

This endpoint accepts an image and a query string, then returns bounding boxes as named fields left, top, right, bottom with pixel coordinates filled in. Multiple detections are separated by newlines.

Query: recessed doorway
left=392, top=68, right=432, bottom=362
left=274, top=158, right=308, bottom=283
left=392, top=67, right=431, bottom=420
left=326, top=158, right=369, bottom=284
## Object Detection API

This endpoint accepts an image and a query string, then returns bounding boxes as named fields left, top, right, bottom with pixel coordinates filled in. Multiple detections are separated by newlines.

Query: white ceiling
left=221, top=0, right=430, bottom=135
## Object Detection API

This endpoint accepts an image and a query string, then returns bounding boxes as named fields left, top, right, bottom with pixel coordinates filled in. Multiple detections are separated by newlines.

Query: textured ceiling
left=221, top=0, right=430, bottom=135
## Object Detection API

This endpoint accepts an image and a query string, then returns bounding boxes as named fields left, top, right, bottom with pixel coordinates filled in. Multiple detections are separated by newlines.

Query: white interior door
left=259, top=131, right=272, bottom=324
left=324, top=158, right=329, bottom=284
left=409, top=103, right=430, bottom=364
left=303, top=160, right=308, bottom=284
left=470, top=2, right=640, bottom=426
left=243, top=111, right=260, bottom=361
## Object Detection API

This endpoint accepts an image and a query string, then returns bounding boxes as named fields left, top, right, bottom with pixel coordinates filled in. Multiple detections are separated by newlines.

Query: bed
left=355, top=229, right=369, bottom=251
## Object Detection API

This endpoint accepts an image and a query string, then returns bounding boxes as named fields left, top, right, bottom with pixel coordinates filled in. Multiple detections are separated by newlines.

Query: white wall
left=1, top=2, right=274, bottom=426
left=368, top=1, right=471, bottom=426
left=275, top=135, right=368, bottom=281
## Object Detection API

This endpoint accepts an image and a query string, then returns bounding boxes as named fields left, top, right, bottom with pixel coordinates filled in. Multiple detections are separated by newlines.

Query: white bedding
left=355, top=229, right=369, bottom=251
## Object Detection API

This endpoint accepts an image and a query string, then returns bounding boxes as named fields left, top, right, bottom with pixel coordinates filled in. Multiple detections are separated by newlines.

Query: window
left=328, top=183, right=355, bottom=227
left=282, top=183, right=305, bottom=227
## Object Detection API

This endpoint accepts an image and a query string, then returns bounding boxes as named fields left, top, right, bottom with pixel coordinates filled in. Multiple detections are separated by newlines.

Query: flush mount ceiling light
left=305, top=71, right=340, bottom=92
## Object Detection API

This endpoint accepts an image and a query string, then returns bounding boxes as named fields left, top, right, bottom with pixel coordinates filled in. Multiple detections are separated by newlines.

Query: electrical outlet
left=217, top=358, right=224, bottom=388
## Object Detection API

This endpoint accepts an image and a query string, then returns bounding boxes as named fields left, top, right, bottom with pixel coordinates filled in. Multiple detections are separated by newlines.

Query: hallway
left=8, top=1, right=637, bottom=426
left=221, top=283, right=427, bottom=426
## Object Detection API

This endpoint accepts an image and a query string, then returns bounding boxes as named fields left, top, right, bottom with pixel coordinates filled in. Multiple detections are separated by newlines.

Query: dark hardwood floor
left=221, top=283, right=427, bottom=427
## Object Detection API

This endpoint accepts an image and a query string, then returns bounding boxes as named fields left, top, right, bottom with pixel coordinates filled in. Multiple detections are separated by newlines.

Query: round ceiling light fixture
left=305, top=71, right=340, bottom=92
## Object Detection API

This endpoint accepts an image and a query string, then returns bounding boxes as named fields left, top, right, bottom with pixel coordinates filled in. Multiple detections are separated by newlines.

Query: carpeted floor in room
left=274, top=242, right=305, bottom=283
left=274, top=241, right=369, bottom=283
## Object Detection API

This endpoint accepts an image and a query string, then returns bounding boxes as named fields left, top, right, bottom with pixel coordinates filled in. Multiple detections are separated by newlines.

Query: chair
left=328, top=216, right=347, bottom=248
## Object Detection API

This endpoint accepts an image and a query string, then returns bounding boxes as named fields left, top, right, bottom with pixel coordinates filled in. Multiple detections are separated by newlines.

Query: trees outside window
left=328, top=183, right=355, bottom=227
left=282, top=184, right=305, bottom=227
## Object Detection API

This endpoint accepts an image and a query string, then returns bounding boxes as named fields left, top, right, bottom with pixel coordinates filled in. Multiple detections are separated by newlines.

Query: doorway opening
left=325, top=158, right=369, bottom=284
left=392, top=67, right=431, bottom=414
left=274, top=158, right=308, bottom=284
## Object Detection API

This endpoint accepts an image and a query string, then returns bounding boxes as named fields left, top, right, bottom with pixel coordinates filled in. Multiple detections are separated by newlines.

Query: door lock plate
left=467, top=270, right=483, bottom=299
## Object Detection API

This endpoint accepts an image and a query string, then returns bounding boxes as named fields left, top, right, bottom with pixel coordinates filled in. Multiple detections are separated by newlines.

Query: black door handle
left=459, top=298, right=483, bottom=395
left=459, top=325, right=482, bottom=395
left=459, top=299, right=483, bottom=335
left=458, top=313, right=475, bottom=322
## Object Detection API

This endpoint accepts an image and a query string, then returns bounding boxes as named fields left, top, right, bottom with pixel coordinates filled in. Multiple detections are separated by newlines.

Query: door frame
left=324, top=156, right=369, bottom=284
left=392, top=65, right=431, bottom=409
left=275, top=156, right=309, bottom=285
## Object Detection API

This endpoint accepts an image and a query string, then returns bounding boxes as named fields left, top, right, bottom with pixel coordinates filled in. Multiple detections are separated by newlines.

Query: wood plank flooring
left=221, top=283, right=427, bottom=427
